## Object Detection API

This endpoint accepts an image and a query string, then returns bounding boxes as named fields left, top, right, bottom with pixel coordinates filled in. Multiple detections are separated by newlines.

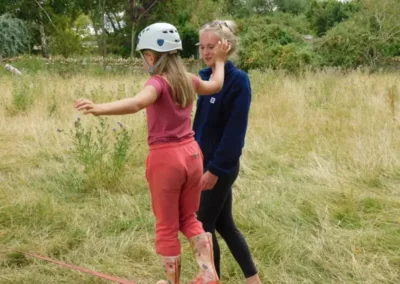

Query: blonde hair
left=200, top=20, right=238, bottom=56
left=146, top=51, right=196, bottom=108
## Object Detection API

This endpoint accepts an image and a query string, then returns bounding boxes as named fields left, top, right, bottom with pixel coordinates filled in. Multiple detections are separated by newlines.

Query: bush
left=316, top=18, right=384, bottom=68
left=316, top=20, right=366, bottom=68
left=237, top=13, right=312, bottom=36
left=238, top=22, right=318, bottom=72
left=267, top=43, right=317, bottom=73
left=6, top=78, right=36, bottom=116
left=270, top=12, right=313, bottom=35
left=69, top=117, right=133, bottom=187
left=12, top=55, right=47, bottom=74
left=51, top=29, right=82, bottom=58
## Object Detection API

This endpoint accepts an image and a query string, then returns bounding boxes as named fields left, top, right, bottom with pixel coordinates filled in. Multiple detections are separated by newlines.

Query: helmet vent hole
left=163, top=31, right=168, bottom=34
left=169, top=30, right=174, bottom=33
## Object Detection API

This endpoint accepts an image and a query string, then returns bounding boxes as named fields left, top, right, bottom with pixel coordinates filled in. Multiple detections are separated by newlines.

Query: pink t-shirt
left=144, top=75, right=200, bottom=145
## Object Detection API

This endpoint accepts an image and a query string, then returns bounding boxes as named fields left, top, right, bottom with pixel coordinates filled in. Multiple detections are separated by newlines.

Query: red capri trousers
left=146, top=137, right=205, bottom=256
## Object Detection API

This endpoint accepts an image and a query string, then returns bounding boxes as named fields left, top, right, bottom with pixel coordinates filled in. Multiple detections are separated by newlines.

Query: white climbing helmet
left=136, top=23, right=182, bottom=53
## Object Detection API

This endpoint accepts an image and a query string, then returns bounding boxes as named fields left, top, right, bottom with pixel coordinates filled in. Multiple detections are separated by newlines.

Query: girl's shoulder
left=149, top=74, right=167, bottom=83
left=145, top=75, right=168, bottom=97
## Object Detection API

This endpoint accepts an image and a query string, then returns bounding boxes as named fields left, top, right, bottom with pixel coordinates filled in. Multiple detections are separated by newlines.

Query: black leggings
left=197, top=164, right=257, bottom=278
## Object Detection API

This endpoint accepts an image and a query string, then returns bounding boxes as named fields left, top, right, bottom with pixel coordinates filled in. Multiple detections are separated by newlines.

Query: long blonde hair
left=146, top=50, right=196, bottom=108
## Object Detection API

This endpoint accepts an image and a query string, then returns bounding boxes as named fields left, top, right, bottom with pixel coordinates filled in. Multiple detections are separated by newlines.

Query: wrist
left=97, top=103, right=107, bottom=115
left=207, top=166, right=220, bottom=178
left=215, top=59, right=225, bottom=65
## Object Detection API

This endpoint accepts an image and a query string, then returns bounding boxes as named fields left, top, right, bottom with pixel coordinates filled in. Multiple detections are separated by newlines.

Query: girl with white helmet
left=74, top=22, right=230, bottom=284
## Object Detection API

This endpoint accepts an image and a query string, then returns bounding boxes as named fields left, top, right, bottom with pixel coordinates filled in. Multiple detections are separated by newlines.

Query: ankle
left=158, top=255, right=181, bottom=284
left=246, top=274, right=261, bottom=284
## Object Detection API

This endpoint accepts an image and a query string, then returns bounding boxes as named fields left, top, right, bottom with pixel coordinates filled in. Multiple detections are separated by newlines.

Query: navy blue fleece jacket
left=193, top=60, right=251, bottom=177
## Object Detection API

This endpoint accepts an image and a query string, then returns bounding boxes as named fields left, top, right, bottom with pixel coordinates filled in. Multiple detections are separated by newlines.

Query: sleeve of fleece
left=207, top=73, right=251, bottom=177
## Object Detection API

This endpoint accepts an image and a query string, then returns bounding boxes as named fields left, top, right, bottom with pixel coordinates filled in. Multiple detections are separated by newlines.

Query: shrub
left=51, top=29, right=82, bottom=58
left=238, top=22, right=317, bottom=72
left=70, top=117, right=133, bottom=187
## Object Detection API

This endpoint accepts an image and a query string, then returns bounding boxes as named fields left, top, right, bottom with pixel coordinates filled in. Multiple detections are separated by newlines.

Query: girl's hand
left=214, top=39, right=231, bottom=63
left=74, top=98, right=104, bottom=116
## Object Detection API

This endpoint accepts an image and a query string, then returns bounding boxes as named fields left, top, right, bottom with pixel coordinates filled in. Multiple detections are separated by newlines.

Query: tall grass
left=0, top=67, right=399, bottom=283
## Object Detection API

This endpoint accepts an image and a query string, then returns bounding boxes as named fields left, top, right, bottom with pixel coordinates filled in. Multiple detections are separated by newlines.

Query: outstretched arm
left=74, top=85, right=158, bottom=116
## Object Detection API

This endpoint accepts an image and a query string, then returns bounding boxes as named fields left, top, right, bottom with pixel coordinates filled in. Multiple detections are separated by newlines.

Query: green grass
left=0, top=66, right=399, bottom=283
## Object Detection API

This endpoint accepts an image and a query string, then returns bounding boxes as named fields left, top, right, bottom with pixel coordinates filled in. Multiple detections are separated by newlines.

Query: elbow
left=211, top=78, right=224, bottom=94
left=131, top=104, right=142, bottom=114
left=213, top=82, right=223, bottom=93
left=131, top=101, right=145, bottom=114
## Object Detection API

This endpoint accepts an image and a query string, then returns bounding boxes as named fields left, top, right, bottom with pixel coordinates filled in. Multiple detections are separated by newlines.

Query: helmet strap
left=140, top=52, right=168, bottom=75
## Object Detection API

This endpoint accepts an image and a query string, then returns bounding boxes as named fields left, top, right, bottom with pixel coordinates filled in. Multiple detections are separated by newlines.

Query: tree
left=144, top=0, right=227, bottom=57
left=306, top=0, right=361, bottom=37
left=50, top=14, right=82, bottom=58
left=73, top=14, right=92, bottom=39
left=275, top=0, right=307, bottom=15
left=248, top=0, right=276, bottom=14
left=0, top=0, right=83, bottom=58
left=225, top=0, right=251, bottom=18
left=0, top=14, right=30, bottom=57
left=128, top=0, right=161, bottom=57
left=226, top=0, right=275, bottom=17
left=363, top=0, right=400, bottom=48
left=316, top=0, right=400, bottom=68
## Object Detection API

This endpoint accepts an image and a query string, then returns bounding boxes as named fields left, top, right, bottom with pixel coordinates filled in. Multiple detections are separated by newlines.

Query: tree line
left=1, top=0, right=400, bottom=71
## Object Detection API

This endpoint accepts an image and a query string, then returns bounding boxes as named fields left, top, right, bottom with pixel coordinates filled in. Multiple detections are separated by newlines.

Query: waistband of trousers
left=149, top=137, right=195, bottom=151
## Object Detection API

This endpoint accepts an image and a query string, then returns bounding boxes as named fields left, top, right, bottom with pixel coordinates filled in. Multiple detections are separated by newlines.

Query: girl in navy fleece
left=193, top=20, right=262, bottom=284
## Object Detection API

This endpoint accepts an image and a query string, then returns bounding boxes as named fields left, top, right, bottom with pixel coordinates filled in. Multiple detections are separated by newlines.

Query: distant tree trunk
left=112, top=12, right=123, bottom=30
left=99, top=0, right=107, bottom=61
left=129, top=0, right=159, bottom=58
left=130, top=22, right=136, bottom=58
left=38, top=11, right=49, bottom=58
left=107, top=13, right=118, bottom=33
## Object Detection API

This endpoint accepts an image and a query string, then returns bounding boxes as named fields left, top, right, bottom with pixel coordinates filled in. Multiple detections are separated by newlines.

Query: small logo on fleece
left=210, top=97, right=216, bottom=104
